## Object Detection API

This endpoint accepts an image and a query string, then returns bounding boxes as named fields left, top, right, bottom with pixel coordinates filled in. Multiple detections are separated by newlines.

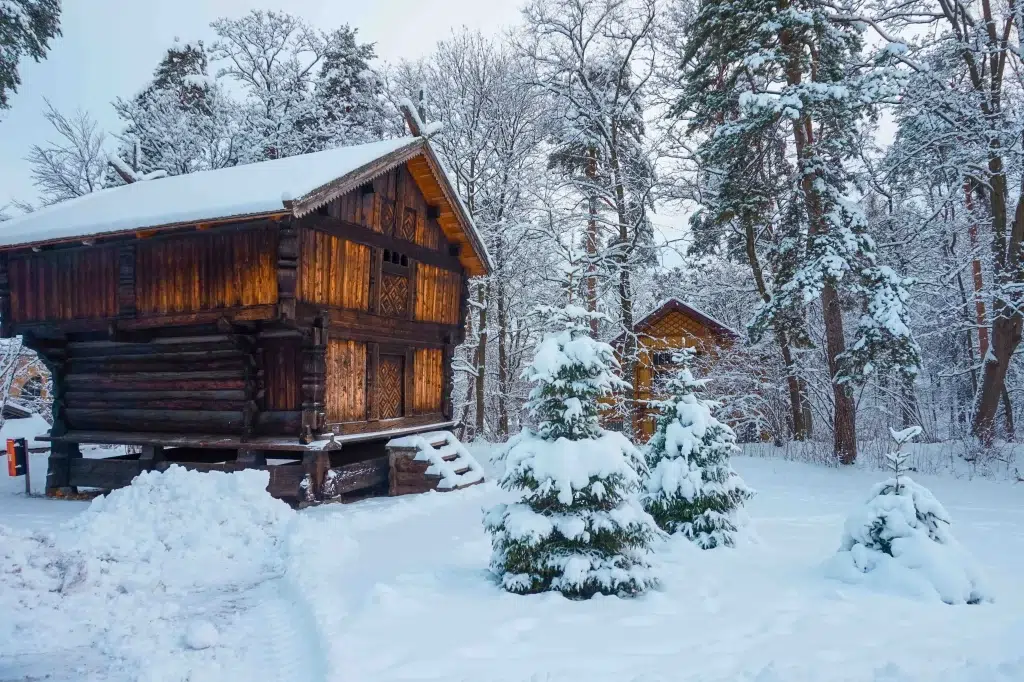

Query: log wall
left=135, top=228, right=277, bottom=315
left=296, top=229, right=371, bottom=309
left=412, top=348, right=443, bottom=414
left=325, top=339, right=367, bottom=423
left=414, top=264, right=460, bottom=325
left=60, top=331, right=257, bottom=435
left=8, top=246, right=119, bottom=323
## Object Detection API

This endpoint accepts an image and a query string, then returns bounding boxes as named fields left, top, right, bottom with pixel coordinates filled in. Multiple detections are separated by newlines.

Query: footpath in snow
left=2, top=455, right=1023, bottom=682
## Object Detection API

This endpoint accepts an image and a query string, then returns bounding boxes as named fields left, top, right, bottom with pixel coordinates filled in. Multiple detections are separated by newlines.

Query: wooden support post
left=46, top=441, right=80, bottom=496
left=300, top=317, right=328, bottom=443
left=277, top=219, right=299, bottom=323
left=407, top=260, right=418, bottom=322
left=301, top=450, right=329, bottom=503
left=367, top=342, right=380, bottom=421
left=237, top=448, right=267, bottom=466
left=442, top=341, right=455, bottom=420
left=369, top=247, right=383, bottom=315
left=138, top=444, right=164, bottom=472
left=404, top=347, right=415, bottom=418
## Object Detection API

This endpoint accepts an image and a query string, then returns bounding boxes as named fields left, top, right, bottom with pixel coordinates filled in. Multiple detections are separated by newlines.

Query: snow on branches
left=643, top=349, right=753, bottom=548
left=485, top=305, right=659, bottom=598
left=826, top=426, right=992, bottom=605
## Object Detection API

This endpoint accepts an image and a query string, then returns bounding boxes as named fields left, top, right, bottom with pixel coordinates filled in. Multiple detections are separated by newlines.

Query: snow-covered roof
left=613, top=297, right=739, bottom=345
left=0, top=136, right=492, bottom=276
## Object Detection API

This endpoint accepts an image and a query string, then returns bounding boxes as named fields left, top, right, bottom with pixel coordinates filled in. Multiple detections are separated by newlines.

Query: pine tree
left=0, top=0, right=61, bottom=110
left=484, top=305, right=659, bottom=599
left=828, top=425, right=991, bottom=604
left=675, top=0, right=921, bottom=464
left=113, top=40, right=240, bottom=178
left=643, top=349, right=753, bottom=548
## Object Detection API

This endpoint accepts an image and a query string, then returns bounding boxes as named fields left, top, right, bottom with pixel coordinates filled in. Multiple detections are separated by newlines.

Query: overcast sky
left=0, top=0, right=525, bottom=210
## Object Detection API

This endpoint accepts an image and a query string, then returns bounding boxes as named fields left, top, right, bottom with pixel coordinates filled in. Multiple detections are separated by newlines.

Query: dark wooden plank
left=63, top=377, right=248, bottom=391
left=328, top=413, right=447, bottom=436
left=67, top=399, right=250, bottom=411
left=268, top=464, right=305, bottom=499
left=66, top=408, right=246, bottom=433
left=66, top=389, right=248, bottom=401
left=328, top=456, right=389, bottom=496
left=69, top=457, right=143, bottom=490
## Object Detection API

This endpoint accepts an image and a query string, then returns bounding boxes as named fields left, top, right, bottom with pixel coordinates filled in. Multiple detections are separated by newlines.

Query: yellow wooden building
left=610, top=298, right=737, bottom=439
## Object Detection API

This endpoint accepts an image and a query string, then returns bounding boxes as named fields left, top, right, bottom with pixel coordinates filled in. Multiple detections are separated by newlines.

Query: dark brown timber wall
left=62, top=331, right=257, bottom=435
left=8, top=246, right=119, bottom=323
left=135, top=228, right=277, bottom=314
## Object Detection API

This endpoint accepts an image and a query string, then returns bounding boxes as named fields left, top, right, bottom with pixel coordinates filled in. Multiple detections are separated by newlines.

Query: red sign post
left=6, top=438, right=30, bottom=495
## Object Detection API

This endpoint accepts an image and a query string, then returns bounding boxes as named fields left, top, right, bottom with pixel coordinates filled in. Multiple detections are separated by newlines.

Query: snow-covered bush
left=642, top=349, right=753, bottom=548
left=826, top=427, right=992, bottom=604
left=484, top=306, right=660, bottom=599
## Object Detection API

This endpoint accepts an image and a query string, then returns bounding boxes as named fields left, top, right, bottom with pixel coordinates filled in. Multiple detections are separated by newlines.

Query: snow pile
left=1, top=466, right=296, bottom=678
left=388, top=430, right=484, bottom=489
left=66, top=465, right=293, bottom=590
left=825, top=476, right=992, bottom=605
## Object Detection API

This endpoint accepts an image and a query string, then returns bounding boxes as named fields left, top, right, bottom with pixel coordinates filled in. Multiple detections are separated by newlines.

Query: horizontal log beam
left=326, top=456, right=389, bottom=497
left=299, top=216, right=463, bottom=273
left=66, top=408, right=246, bottom=433
left=9, top=304, right=277, bottom=337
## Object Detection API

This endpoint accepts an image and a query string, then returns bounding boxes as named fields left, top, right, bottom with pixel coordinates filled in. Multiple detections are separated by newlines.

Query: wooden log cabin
left=0, top=134, right=490, bottom=503
left=609, top=298, right=738, bottom=439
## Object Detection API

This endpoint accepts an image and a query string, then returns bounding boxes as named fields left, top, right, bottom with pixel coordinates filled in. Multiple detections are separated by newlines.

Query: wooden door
left=378, top=354, right=405, bottom=419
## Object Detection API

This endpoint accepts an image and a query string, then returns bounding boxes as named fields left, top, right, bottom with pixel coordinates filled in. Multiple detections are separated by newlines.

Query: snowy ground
left=2, top=450, right=1023, bottom=682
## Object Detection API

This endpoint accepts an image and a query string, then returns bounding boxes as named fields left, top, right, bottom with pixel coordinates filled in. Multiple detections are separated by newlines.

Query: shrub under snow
left=485, top=306, right=660, bottom=599
left=826, top=428, right=992, bottom=605
left=643, top=350, right=752, bottom=548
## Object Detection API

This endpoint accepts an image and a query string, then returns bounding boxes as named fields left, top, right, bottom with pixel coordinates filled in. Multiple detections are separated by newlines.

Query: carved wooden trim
left=369, top=247, right=383, bottom=315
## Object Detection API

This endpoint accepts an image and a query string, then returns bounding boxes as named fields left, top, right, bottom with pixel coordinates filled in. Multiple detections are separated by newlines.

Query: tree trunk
left=743, top=216, right=811, bottom=440
left=974, top=312, right=1022, bottom=441
left=822, top=283, right=857, bottom=463
left=474, top=282, right=487, bottom=439
left=496, top=281, right=510, bottom=438
left=781, top=22, right=856, bottom=462
left=586, top=147, right=599, bottom=336
left=608, top=133, right=636, bottom=439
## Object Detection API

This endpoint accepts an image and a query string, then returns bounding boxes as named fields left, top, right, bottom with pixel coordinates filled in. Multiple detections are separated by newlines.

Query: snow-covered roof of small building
left=613, top=297, right=739, bottom=345
left=0, top=136, right=491, bottom=276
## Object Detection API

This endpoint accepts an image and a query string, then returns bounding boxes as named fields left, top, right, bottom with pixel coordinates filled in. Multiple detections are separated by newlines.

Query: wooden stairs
left=386, top=431, right=485, bottom=496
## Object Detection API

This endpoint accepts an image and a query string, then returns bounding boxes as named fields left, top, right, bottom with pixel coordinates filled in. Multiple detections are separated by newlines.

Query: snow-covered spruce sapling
left=484, top=305, right=660, bottom=599
left=642, top=349, right=752, bottom=548
left=827, top=425, right=991, bottom=604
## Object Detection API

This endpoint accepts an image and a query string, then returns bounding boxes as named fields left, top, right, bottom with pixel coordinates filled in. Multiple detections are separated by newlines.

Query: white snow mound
left=65, top=465, right=294, bottom=590
left=825, top=476, right=992, bottom=605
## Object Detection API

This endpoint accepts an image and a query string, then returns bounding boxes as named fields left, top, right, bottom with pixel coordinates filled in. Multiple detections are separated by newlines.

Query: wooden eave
left=0, top=211, right=290, bottom=254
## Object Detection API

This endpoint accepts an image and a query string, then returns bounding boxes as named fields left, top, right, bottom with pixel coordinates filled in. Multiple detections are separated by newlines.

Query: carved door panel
left=378, top=354, right=405, bottom=420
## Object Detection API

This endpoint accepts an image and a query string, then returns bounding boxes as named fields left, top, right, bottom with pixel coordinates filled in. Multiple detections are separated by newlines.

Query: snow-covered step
left=386, top=431, right=484, bottom=496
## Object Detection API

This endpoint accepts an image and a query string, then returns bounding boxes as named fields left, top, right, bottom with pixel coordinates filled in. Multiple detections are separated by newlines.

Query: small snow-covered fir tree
left=643, top=349, right=752, bottom=548
left=484, top=305, right=659, bottom=599
left=826, top=426, right=992, bottom=605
